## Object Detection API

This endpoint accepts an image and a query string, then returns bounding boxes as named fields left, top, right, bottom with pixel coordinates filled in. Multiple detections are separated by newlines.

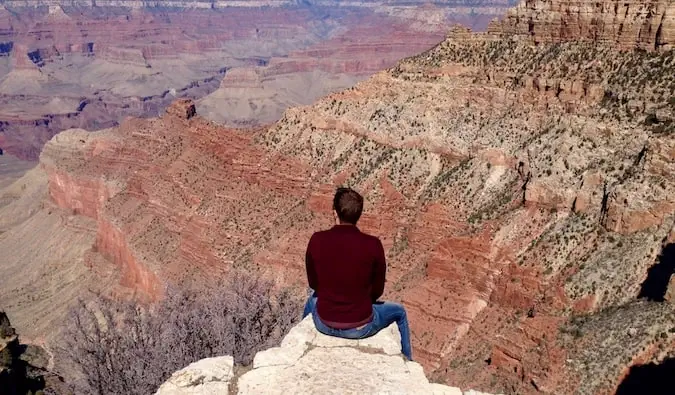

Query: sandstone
left=0, top=334, right=18, bottom=368
left=666, top=276, right=675, bottom=304
left=166, top=99, right=197, bottom=120
left=0, top=312, right=15, bottom=338
left=488, top=0, right=675, bottom=51
left=0, top=311, right=61, bottom=393
left=156, top=316, right=495, bottom=395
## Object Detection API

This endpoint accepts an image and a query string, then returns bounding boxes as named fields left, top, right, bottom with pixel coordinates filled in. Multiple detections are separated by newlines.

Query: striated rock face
left=197, top=15, right=449, bottom=127
left=488, top=0, right=675, bottom=51
left=155, top=315, right=495, bottom=395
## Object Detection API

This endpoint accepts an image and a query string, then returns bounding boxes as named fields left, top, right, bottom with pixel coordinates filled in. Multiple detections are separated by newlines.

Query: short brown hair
left=333, top=187, right=363, bottom=224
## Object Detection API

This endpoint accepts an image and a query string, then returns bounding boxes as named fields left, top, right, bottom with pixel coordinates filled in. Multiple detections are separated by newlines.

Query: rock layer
left=488, top=0, right=675, bottom=51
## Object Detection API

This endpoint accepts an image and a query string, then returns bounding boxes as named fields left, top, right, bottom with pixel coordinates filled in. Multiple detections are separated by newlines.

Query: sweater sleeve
left=371, top=238, right=386, bottom=302
left=305, top=234, right=319, bottom=290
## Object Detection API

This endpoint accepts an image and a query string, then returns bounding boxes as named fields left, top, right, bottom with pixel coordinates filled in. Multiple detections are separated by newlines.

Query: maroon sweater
left=305, top=224, right=386, bottom=328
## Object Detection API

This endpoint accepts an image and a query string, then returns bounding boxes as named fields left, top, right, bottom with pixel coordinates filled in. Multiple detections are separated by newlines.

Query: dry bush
left=59, top=271, right=302, bottom=395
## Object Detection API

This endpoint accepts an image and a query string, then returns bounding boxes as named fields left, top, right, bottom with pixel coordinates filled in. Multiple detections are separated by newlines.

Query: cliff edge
left=155, top=315, right=497, bottom=395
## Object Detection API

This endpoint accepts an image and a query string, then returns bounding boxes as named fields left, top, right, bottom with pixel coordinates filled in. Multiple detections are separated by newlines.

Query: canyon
left=0, top=0, right=514, bottom=161
left=0, top=0, right=674, bottom=394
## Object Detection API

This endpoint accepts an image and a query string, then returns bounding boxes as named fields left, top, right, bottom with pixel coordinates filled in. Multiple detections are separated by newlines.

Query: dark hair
left=333, top=187, right=363, bottom=224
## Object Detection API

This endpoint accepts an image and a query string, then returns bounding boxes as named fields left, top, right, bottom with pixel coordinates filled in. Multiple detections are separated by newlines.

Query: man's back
left=305, top=224, right=386, bottom=327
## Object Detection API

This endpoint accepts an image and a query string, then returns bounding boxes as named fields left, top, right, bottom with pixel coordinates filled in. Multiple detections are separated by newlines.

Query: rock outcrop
left=155, top=315, right=495, bottom=395
left=0, top=311, right=20, bottom=390
left=0, top=311, right=65, bottom=394
left=488, top=0, right=675, bottom=51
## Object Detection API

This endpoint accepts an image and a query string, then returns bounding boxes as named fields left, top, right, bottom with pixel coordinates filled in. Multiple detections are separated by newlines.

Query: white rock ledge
left=155, top=356, right=234, bottom=395
left=155, top=315, right=499, bottom=395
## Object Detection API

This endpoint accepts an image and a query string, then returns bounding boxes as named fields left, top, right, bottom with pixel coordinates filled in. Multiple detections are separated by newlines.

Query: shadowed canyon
left=1, top=0, right=675, bottom=394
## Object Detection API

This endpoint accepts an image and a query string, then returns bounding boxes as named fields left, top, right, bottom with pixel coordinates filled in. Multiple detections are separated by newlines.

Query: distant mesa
left=47, top=4, right=69, bottom=19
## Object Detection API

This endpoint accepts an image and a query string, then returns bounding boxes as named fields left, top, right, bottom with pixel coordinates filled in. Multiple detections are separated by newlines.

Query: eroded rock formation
left=488, top=0, right=675, bottom=51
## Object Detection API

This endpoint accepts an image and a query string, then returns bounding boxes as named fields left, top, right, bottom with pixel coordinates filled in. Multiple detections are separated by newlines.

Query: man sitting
left=302, top=187, right=413, bottom=360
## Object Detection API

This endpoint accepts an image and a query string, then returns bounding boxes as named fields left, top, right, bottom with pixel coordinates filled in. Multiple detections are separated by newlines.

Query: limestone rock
left=155, top=316, right=496, bottom=395
left=0, top=312, right=18, bottom=370
left=238, top=347, right=459, bottom=395
left=155, top=356, right=234, bottom=395
left=0, top=311, right=60, bottom=393
left=251, top=313, right=403, bottom=371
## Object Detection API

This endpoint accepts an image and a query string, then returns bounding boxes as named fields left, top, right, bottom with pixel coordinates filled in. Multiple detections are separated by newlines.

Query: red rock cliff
left=488, top=0, right=675, bottom=50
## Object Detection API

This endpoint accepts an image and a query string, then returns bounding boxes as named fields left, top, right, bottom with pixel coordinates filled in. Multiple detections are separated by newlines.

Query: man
left=302, top=187, right=413, bottom=360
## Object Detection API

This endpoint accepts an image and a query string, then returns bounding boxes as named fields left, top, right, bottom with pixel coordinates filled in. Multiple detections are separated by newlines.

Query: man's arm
left=371, top=238, right=386, bottom=302
left=305, top=234, right=319, bottom=291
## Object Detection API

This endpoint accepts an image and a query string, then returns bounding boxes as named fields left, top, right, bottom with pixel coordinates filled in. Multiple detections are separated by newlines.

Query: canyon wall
left=488, top=0, right=675, bottom=51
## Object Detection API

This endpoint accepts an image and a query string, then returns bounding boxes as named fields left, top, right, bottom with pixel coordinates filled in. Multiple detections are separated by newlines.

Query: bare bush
left=59, top=271, right=302, bottom=395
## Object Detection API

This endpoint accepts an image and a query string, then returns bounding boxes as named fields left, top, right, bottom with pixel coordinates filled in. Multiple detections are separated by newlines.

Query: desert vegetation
left=57, top=271, right=302, bottom=395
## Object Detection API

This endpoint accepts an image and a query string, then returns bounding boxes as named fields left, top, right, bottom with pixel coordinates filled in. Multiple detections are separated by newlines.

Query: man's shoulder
left=357, top=230, right=383, bottom=246
left=310, top=229, right=331, bottom=238
left=308, top=229, right=330, bottom=244
left=310, top=226, right=382, bottom=245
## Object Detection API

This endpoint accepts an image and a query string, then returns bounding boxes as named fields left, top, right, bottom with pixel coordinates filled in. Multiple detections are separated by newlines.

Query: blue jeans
left=302, top=291, right=413, bottom=360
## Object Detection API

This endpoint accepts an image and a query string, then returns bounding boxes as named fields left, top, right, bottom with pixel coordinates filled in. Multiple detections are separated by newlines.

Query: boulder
left=155, top=356, right=234, bottom=395
left=155, top=315, right=498, bottom=395
left=0, top=311, right=16, bottom=338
